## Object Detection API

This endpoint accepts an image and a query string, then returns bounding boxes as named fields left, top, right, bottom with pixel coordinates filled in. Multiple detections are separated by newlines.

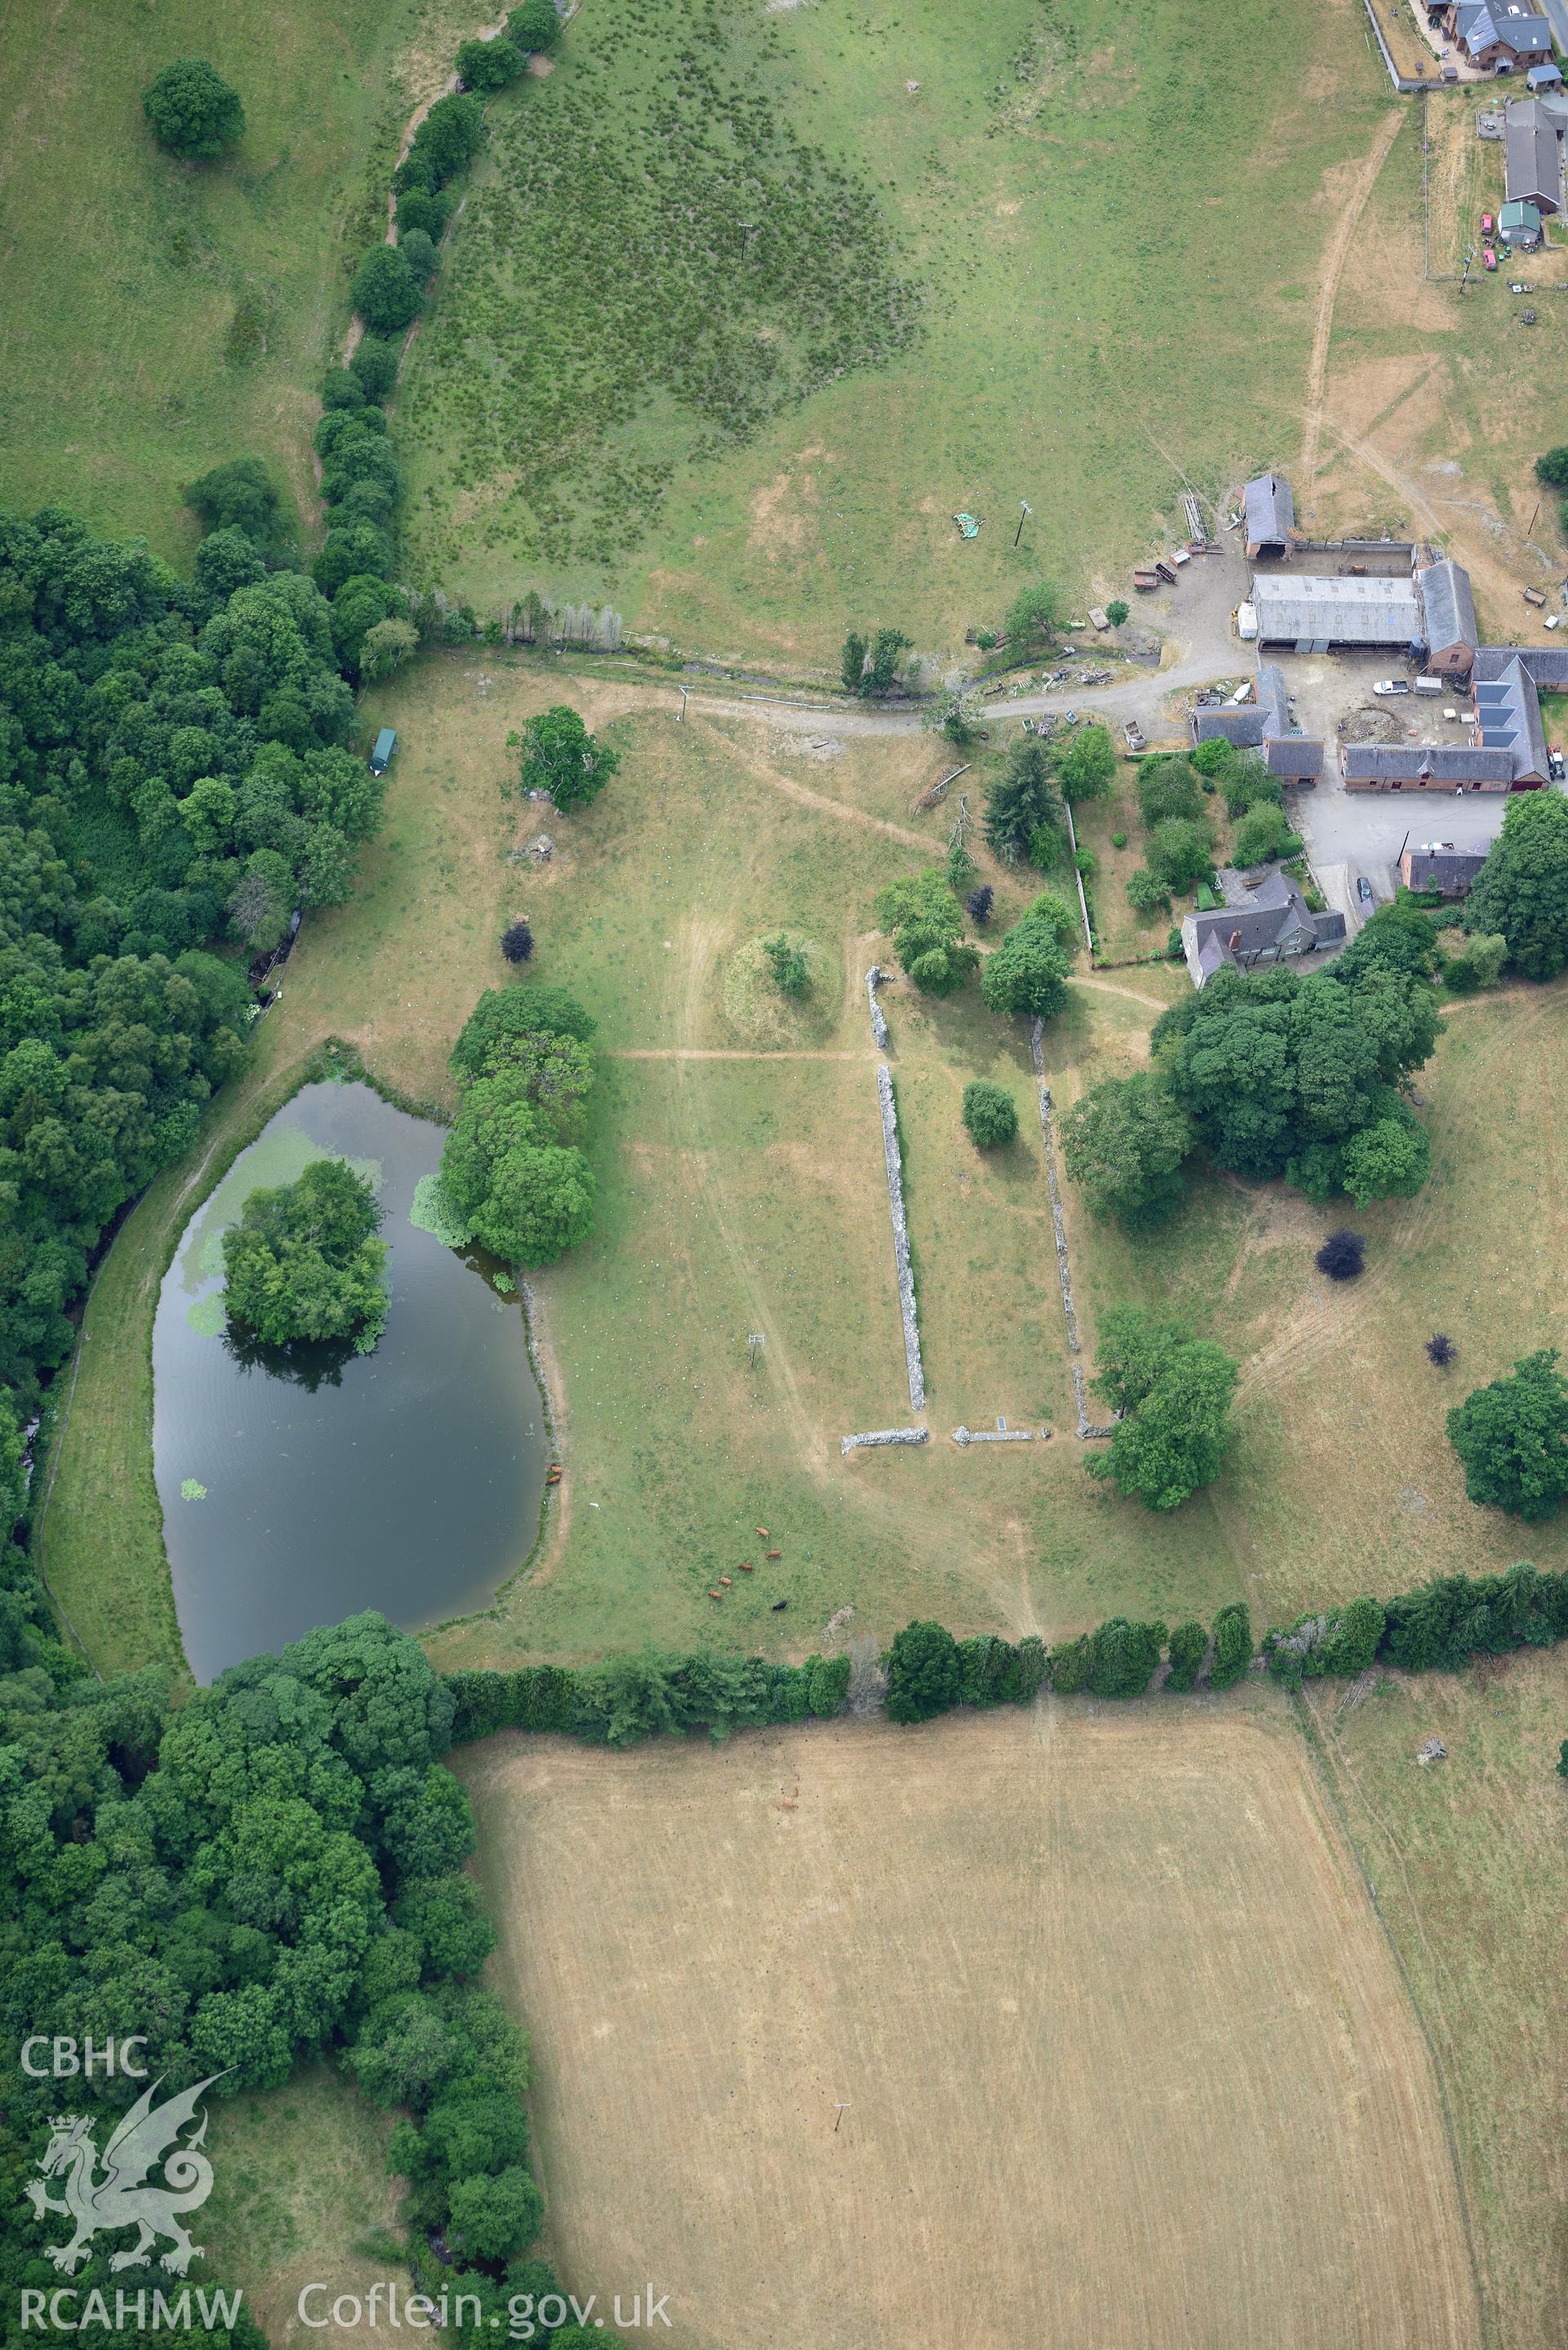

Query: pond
left=154, top=1080, right=549, bottom=1682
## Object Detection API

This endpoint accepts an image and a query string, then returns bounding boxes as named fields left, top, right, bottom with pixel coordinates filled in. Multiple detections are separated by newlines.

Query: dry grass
left=459, top=1697, right=1481, bottom=2350
left=1303, top=1647, right=1568, bottom=2350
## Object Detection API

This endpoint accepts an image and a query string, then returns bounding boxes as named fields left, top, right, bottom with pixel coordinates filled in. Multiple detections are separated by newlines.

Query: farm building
left=1243, top=475, right=1295, bottom=558
left=1401, top=846, right=1492, bottom=894
left=1503, top=96, right=1564, bottom=210
left=1441, top=0, right=1554, bottom=68
left=1192, top=664, right=1291, bottom=749
left=1250, top=572, right=1423, bottom=652
left=1182, top=869, right=1344, bottom=988
left=1342, top=742, right=1515, bottom=790
left=1419, top=556, right=1481, bottom=677
left=1474, top=654, right=1551, bottom=783
left=1499, top=198, right=1545, bottom=243
left=1475, top=640, right=1568, bottom=688
left=1265, top=735, right=1325, bottom=787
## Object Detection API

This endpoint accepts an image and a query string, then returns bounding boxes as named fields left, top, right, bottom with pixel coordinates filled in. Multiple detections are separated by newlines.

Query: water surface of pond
left=154, top=1081, right=546, bottom=1680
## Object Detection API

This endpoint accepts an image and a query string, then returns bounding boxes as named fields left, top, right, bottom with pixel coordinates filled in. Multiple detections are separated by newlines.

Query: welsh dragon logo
left=26, top=2074, right=227, bottom=2276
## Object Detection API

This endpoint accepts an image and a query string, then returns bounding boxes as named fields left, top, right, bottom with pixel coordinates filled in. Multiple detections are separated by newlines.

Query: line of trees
left=432, top=984, right=600, bottom=1268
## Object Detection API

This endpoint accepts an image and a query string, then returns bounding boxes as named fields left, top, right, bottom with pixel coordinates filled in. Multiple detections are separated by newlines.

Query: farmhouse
left=1243, top=474, right=1295, bottom=558
left=1400, top=846, right=1491, bottom=894
left=1441, top=0, right=1554, bottom=69
left=1503, top=96, right=1565, bottom=210
left=1182, top=868, right=1344, bottom=988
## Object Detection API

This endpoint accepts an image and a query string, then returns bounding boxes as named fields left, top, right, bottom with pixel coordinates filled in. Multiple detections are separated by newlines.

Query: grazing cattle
left=771, top=1599, right=788, bottom=1611
left=719, top=1575, right=732, bottom=1586
left=738, top=1561, right=754, bottom=1572
left=766, top=1549, right=782, bottom=1558
left=707, top=1590, right=722, bottom=1600
left=756, top=1527, right=769, bottom=1538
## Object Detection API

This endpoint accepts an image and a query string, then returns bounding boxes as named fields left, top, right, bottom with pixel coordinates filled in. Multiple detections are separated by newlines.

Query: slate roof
left=1195, top=707, right=1267, bottom=748
left=1527, top=60, right=1564, bottom=86
left=1472, top=642, right=1568, bottom=685
left=1342, top=742, right=1516, bottom=784
left=1243, top=475, right=1294, bottom=547
left=1312, top=910, right=1348, bottom=944
left=1505, top=97, right=1565, bottom=209
left=1474, top=654, right=1550, bottom=778
left=1181, top=867, right=1321, bottom=987
left=1403, top=848, right=1491, bottom=892
left=1419, top=557, right=1479, bottom=653
left=1456, top=1, right=1553, bottom=55
left=1252, top=572, right=1422, bottom=644
left=1192, top=662, right=1291, bottom=749
left=1266, top=735, right=1325, bottom=778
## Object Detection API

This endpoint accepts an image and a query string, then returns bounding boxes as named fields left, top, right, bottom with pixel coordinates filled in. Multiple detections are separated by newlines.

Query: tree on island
left=222, top=1158, right=389, bottom=1353
left=142, top=58, right=245, bottom=159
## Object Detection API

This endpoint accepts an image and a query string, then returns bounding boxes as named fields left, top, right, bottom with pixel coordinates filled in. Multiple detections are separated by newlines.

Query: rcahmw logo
left=19, top=2040, right=239, bottom=2329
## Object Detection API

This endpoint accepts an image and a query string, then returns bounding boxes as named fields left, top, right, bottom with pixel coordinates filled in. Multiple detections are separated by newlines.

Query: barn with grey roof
left=1243, top=475, right=1294, bottom=558
left=1251, top=572, right=1423, bottom=651
left=1505, top=96, right=1565, bottom=212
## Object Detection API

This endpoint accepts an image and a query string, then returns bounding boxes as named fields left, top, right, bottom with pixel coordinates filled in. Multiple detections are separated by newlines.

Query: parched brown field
left=459, top=1701, right=1481, bottom=2350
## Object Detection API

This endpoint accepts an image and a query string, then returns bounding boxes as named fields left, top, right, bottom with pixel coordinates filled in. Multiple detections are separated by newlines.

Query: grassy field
left=42, top=653, right=1568, bottom=1679
left=459, top=1696, right=1481, bottom=2350
left=0, top=0, right=479, bottom=554
left=1303, top=1648, right=1568, bottom=2350
left=394, top=0, right=1393, bottom=664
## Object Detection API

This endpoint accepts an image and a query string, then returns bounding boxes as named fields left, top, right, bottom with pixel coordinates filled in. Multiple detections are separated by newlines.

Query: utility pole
left=1526, top=500, right=1540, bottom=541
left=1013, top=500, right=1032, bottom=548
left=679, top=686, right=689, bottom=721
left=833, top=2102, right=851, bottom=2134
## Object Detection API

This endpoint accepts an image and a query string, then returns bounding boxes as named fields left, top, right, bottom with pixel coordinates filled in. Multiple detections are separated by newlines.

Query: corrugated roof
left=1418, top=558, right=1478, bottom=653
left=1505, top=98, right=1564, bottom=207
left=1252, top=573, right=1421, bottom=644
left=1243, top=475, right=1294, bottom=546
left=1342, top=742, right=1515, bottom=783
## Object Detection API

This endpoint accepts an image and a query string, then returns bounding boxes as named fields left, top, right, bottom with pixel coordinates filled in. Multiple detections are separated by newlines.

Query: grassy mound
left=719, top=932, right=840, bottom=1047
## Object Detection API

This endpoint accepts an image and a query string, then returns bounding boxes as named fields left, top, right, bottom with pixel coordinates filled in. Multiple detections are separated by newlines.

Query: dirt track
left=461, top=1702, right=1481, bottom=2350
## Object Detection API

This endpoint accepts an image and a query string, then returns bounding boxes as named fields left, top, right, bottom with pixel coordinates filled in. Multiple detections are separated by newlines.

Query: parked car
left=1481, top=212, right=1494, bottom=234
left=1549, top=747, right=1566, bottom=781
left=1373, top=679, right=1411, bottom=696
left=1419, top=841, right=1456, bottom=853
left=1483, top=247, right=1498, bottom=271
left=1356, top=876, right=1374, bottom=905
